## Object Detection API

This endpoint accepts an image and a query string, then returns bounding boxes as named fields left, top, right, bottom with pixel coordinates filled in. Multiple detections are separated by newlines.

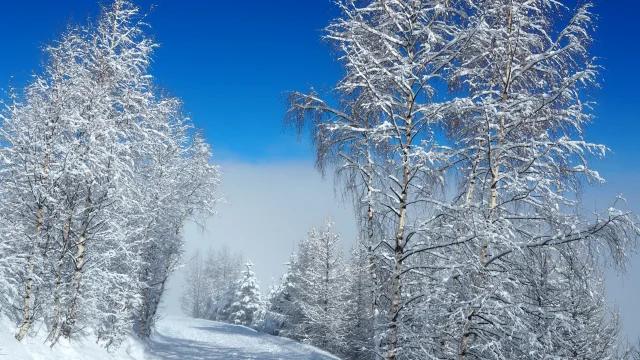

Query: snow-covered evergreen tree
left=256, top=253, right=303, bottom=340
left=293, top=219, right=349, bottom=354
left=343, top=241, right=376, bottom=360
left=256, top=254, right=300, bottom=336
left=515, top=248, right=620, bottom=358
left=228, top=261, right=262, bottom=327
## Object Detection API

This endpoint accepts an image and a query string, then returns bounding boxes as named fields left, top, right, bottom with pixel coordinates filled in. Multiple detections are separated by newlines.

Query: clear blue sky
left=1, top=0, right=637, bottom=168
left=1, top=0, right=342, bottom=162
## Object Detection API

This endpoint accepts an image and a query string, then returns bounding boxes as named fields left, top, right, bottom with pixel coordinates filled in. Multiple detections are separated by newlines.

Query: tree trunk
left=15, top=204, right=43, bottom=341
left=458, top=164, right=500, bottom=359
left=60, top=190, right=92, bottom=340
left=138, top=284, right=149, bottom=338
left=459, top=8, right=512, bottom=357
left=365, top=157, right=382, bottom=356
left=387, top=163, right=409, bottom=360
left=138, top=218, right=186, bottom=338
left=466, top=146, right=482, bottom=204
left=16, top=116, right=57, bottom=341
left=47, top=213, right=73, bottom=343
left=386, top=115, right=412, bottom=360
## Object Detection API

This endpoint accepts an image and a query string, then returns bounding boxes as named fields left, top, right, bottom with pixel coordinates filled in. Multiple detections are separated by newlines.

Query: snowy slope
left=0, top=315, right=340, bottom=360
left=0, top=313, right=144, bottom=360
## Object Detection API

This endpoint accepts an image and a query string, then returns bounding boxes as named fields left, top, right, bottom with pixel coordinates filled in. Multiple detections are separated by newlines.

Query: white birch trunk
left=47, top=213, right=73, bottom=343
left=59, top=190, right=92, bottom=340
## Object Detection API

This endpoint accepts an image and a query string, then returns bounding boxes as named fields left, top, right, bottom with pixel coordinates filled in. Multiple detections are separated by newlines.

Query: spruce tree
left=229, top=261, right=262, bottom=327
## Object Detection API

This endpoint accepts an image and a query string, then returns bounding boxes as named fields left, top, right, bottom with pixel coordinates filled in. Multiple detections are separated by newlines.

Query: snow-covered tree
left=286, top=1, right=474, bottom=357
left=434, top=1, right=639, bottom=358
left=0, top=0, right=220, bottom=348
left=203, top=246, right=245, bottom=319
left=626, top=341, right=640, bottom=360
left=180, top=253, right=209, bottom=318
left=286, top=0, right=639, bottom=359
left=257, top=253, right=302, bottom=337
left=133, top=127, right=220, bottom=339
left=209, top=283, right=238, bottom=324
left=228, top=261, right=262, bottom=327
left=344, top=240, right=376, bottom=360
left=257, top=221, right=351, bottom=355
left=293, top=219, right=349, bottom=354
left=0, top=27, right=87, bottom=341
left=516, top=247, right=620, bottom=358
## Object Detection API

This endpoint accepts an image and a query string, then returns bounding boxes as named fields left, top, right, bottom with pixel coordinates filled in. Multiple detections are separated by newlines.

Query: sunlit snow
left=0, top=316, right=340, bottom=360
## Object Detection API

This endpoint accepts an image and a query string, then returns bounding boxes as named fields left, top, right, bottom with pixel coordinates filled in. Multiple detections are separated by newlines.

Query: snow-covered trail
left=141, top=316, right=339, bottom=360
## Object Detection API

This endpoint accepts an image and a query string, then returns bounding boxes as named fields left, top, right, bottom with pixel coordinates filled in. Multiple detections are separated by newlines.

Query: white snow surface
left=0, top=315, right=340, bottom=360
left=143, top=316, right=339, bottom=359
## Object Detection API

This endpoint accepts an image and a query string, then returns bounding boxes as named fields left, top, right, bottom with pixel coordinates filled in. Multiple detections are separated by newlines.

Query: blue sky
left=1, top=0, right=343, bottom=162
left=2, top=0, right=640, bottom=339
left=1, top=0, right=637, bottom=167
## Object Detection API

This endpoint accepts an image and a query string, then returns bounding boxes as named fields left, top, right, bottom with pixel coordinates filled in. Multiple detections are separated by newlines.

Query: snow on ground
left=144, top=316, right=339, bottom=360
left=0, top=316, right=146, bottom=360
left=0, top=315, right=340, bottom=360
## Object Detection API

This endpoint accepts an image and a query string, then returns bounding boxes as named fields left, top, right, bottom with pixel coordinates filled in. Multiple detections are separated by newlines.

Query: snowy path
left=141, top=316, right=339, bottom=360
